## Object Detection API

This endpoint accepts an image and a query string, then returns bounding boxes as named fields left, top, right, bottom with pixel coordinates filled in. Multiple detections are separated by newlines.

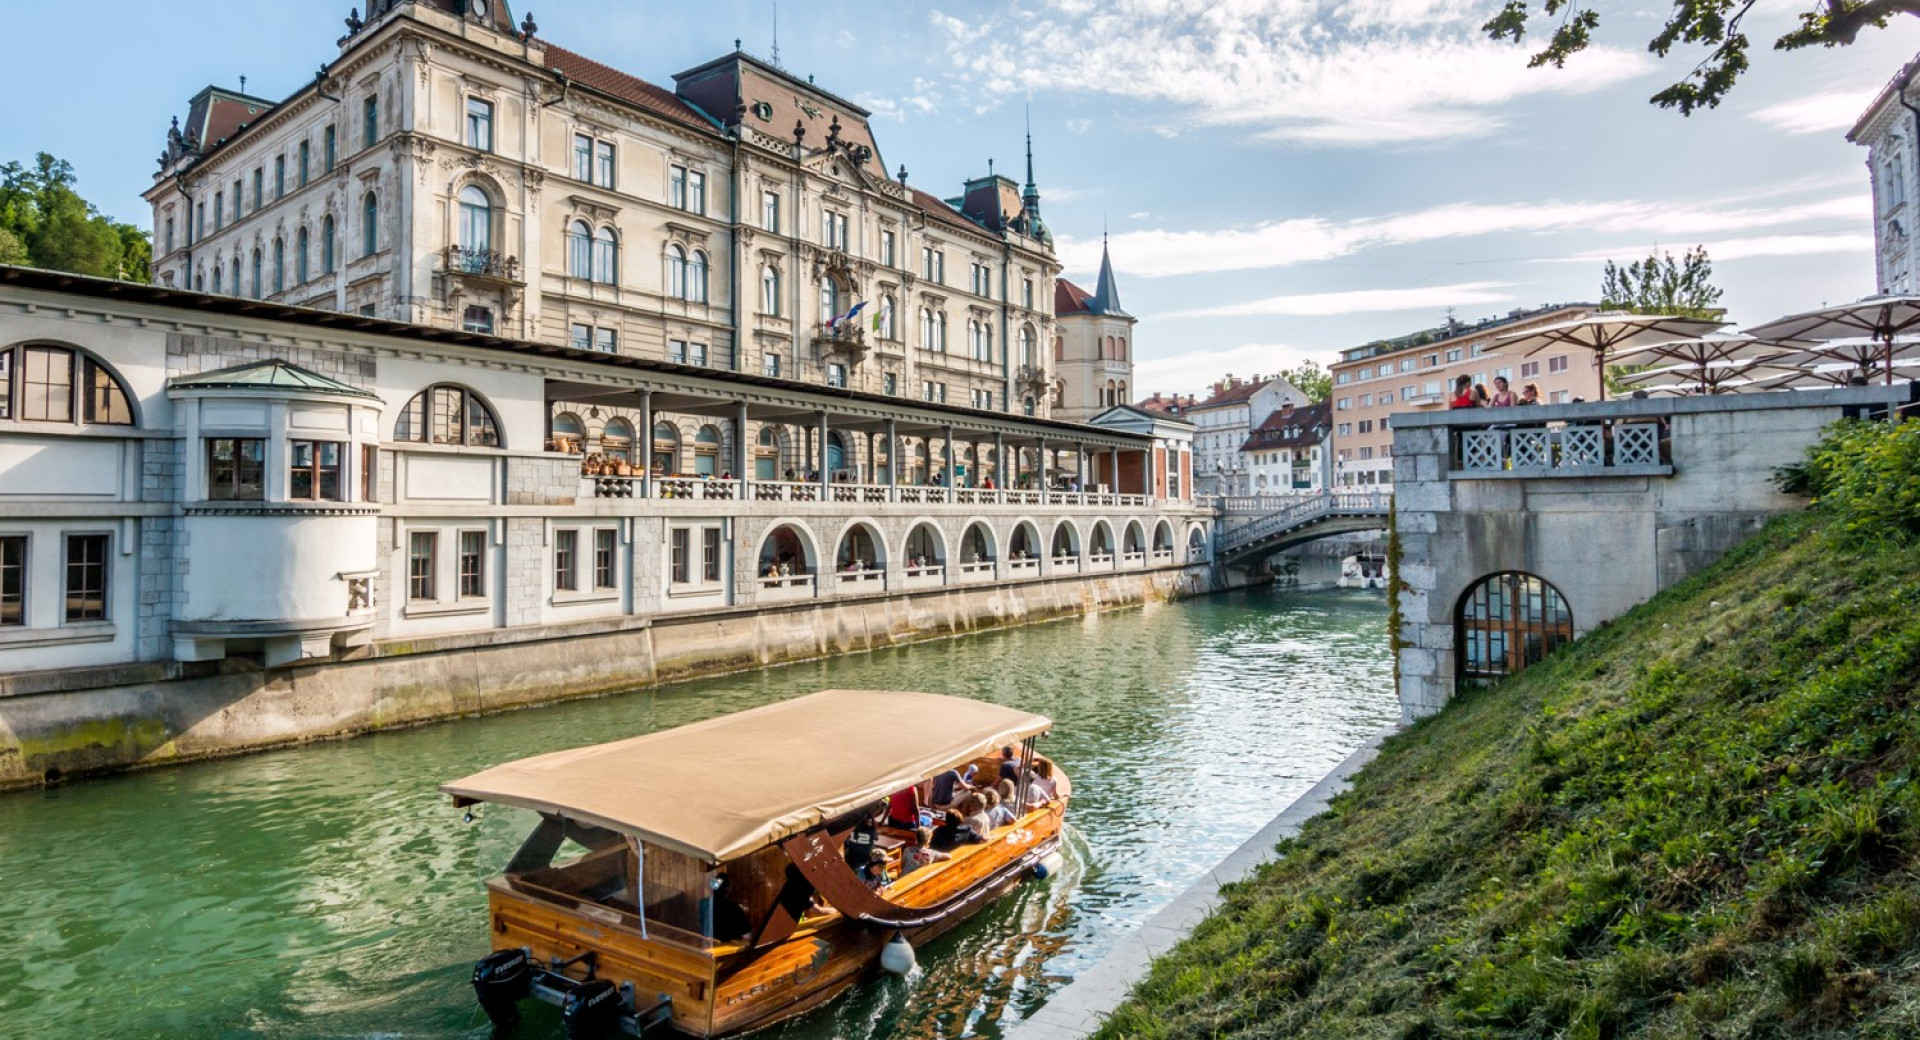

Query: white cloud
left=1134, top=341, right=1332, bottom=396
left=1554, top=233, right=1876, bottom=264
left=1750, top=89, right=1879, bottom=134
left=1161, top=281, right=1516, bottom=319
left=1056, top=191, right=1871, bottom=278
left=929, top=0, right=1651, bottom=146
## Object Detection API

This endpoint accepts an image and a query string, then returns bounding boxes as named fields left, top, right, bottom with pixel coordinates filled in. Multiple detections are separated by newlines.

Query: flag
left=830, top=300, right=867, bottom=328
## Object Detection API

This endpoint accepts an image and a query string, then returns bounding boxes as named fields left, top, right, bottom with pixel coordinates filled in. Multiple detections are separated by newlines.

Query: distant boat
left=444, top=689, right=1069, bottom=1038
left=1339, top=550, right=1388, bottom=591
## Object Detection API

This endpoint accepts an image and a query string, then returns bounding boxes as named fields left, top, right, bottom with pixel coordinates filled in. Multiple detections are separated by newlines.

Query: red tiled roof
left=912, top=187, right=986, bottom=236
left=1191, top=378, right=1272, bottom=410
left=544, top=43, right=719, bottom=134
left=1056, top=278, right=1093, bottom=315
left=1238, top=401, right=1331, bottom=452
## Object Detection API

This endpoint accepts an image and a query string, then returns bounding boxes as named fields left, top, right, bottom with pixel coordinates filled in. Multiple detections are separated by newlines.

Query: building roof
left=1089, top=241, right=1128, bottom=317
left=545, top=42, right=720, bottom=134
left=1334, top=303, right=1598, bottom=366
left=1189, top=378, right=1274, bottom=411
left=169, top=360, right=382, bottom=400
left=1850, top=56, right=1918, bottom=143
left=1089, top=402, right=1194, bottom=428
left=1133, top=392, right=1197, bottom=416
left=1238, top=401, right=1330, bottom=452
left=1056, top=277, right=1095, bottom=316
left=912, top=187, right=991, bottom=237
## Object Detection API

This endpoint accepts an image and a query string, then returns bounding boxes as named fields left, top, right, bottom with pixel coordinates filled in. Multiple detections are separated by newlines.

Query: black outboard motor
left=560, top=978, right=623, bottom=1039
left=472, top=948, right=533, bottom=1029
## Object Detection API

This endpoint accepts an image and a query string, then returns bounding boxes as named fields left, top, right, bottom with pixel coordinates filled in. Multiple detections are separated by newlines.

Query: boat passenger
left=902, top=827, right=951, bottom=874
left=986, top=789, right=1017, bottom=828
left=843, top=807, right=881, bottom=869
left=998, top=745, right=1020, bottom=781
left=1025, top=760, right=1059, bottom=807
left=961, top=793, right=996, bottom=839
left=710, top=876, right=752, bottom=941
left=887, top=786, right=923, bottom=831
left=929, top=768, right=963, bottom=808
left=931, top=806, right=984, bottom=850
left=858, top=847, right=891, bottom=889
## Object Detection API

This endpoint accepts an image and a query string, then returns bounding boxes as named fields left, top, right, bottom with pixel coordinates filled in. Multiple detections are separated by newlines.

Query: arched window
left=754, top=426, right=780, bottom=480
left=1117, top=337, right=1129, bottom=361
left=362, top=191, right=379, bottom=256
left=759, top=524, right=813, bottom=578
left=1052, top=380, right=1065, bottom=409
left=1118, top=381, right=1127, bottom=402
left=1053, top=336, right=1064, bottom=362
left=601, top=418, right=634, bottom=462
left=651, top=421, right=680, bottom=475
left=836, top=524, right=883, bottom=571
left=879, top=294, right=895, bottom=339
left=212, top=263, right=223, bottom=294
left=666, top=246, right=686, bottom=300
left=819, top=276, right=840, bottom=324
left=826, top=431, right=847, bottom=476
left=693, top=423, right=722, bottom=476
left=920, top=309, right=934, bottom=349
left=594, top=226, right=619, bottom=285
left=231, top=257, right=240, bottom=295
left=687, top=250, right=708, bottom=302
left=1009, top=522, right=1038, bottom=559
left=567, top=221, right=592, bottom=278
left=272, top=237, right=285, bottom=293
left=934, top=312, right=947, bottom=352
left=904, top=523, right=943, bottom=570
left=393, top=384, right=501, bottom=446
left=550, top=411, right=584, bottom=454
left=1457, top=572, right=1574, bottom=684
left=761, top=266, right=780, bottom=315
left=458, top=185, right=492, bottom=253
left=1051, top=523, right=1078, bottom=561
left=321, top=215, right=335, bottom=274
left=0, top=343, right=135, bottom=426
left=961, top=522, right=994, bottom=564
left=1019, top=325, right=1035, bottom=367
left=295, top=227, right=310, bottom=283
left=250, top=248, right=263, bottom=298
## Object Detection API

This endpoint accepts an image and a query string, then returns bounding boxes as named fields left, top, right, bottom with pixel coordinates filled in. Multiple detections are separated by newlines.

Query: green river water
left=0, top=587, right=1394, bottom=1040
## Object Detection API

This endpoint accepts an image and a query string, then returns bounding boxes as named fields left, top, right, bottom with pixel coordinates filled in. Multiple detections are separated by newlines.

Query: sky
left=1, top=0, right=1912, bottom=396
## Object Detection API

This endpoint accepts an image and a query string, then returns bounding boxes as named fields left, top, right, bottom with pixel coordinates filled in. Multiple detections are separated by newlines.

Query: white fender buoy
left=1033, top=850, right=1065, bottom=880
left=880, top=931, right=916, bottom=975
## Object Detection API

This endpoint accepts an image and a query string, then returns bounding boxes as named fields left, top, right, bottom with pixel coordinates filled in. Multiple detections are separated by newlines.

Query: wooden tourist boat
left=443, top=689, right=1070, bottom=1038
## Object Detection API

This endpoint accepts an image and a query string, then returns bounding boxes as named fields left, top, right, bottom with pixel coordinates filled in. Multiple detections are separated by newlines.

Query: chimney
left=1281, top=399, right=1295, bottom=417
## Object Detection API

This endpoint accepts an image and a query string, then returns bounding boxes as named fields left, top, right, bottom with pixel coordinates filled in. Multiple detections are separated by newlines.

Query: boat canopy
left=442, top=689, right=1052, bottom=863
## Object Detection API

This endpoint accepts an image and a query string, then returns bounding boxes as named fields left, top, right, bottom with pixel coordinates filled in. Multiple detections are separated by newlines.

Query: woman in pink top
left=1489, top=376, right=1517, bottom=407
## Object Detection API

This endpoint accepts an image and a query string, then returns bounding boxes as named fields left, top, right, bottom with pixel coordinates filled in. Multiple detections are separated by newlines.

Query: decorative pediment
left=566, top=194, right=621, bottom=223
left=664, top=221, right=711, bottom=247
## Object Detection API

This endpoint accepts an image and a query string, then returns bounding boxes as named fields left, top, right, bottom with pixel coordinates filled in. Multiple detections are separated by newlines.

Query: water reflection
left=0, top=587, right=1393, bottom=1039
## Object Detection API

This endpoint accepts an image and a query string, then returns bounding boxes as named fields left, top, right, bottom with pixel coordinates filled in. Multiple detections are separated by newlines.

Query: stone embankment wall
left=0, top=566, right=1208, bottom=788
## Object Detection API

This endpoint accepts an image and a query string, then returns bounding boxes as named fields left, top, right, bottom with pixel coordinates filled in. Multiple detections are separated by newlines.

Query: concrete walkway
left=1003, top=724, right=1400, bottom=1039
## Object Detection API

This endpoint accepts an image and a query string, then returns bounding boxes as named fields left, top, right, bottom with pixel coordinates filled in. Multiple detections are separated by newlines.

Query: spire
left=1023, top=105, right=1038, bottom=200
left=1090, top=235, right=1129, bottom=317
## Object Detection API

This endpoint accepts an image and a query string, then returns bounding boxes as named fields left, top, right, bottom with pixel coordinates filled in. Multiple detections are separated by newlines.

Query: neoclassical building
left=144, top=0, right=1070, bottom=477
left=1052, top=244, right=1137, bottom=422
left=1851, top=57, right=1917, bottom=295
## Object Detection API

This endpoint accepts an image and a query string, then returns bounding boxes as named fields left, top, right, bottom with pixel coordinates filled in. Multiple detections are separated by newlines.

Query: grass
left=1091, top=420, right=1920, bottom=1039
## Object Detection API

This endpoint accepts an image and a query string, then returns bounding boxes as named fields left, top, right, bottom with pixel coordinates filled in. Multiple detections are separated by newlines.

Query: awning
left=442, top=689, right=1051, bottom=863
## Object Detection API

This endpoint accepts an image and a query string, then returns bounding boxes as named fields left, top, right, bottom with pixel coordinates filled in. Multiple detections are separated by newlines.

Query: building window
left=1550, top=389, right=1570, bottom=404
left=295, top=227, right=310, bottom=283
left=462, top=306, right=494, bottom=334
left=595, top=139, right=615, bottom=187
left=1358, top=420, right=1373, bottom=434
left=63, top=534, right=108, bottom=623
left=670, top=528, right=690, bottom=584
left=971, top=262, right=991, bottom=296
left=763, top=352, right=781, bottom=377
left=827, top=362, right=847, bottom=388
left=251, top=248, right=263, bottom=298
left=595, top=327, right=617, bottom=354
left=570, top=323, right=591, bottom=351
left=323, top=125, right=337, bottom=172
left=408, top=532, right=436, bottom=601
left=213, top=191, right=224, bottom=230
left=457, top=530, right=485, bottom=598
left=880, top=229, right=895, bottom=266
left=362, top=444, right=378, bottom=501
left=320, top=215, right=336, bottom=274
left=819, top=277, right=841, bottom=324
left=274, top=156, right=286, bottom=198
left=1336, top=397, right=1350, bottom=411
left=573, top=134, right=592, bottom=181
left=554, top=529, right=578, bottom=591
left=567, top=221, right=591, bottom=277
left=5, top=345, right=136, bottom=425
left=823, top=211, right=848, bottom=250
left=164, top=218, right=175, bottom=255
left=363, top=95, right=379, bottom=149
left=207, top=438, right=266, bottom=500
left=272, top=238, right=285, bottom=294
left=362, top=191, right=379, bottom=256
left=594, top=529, right=617, bottom=589
left=1444, top=347, right=1462, bottom=363
left=394, top=384, right=501, bottom=446
left=669, top=165, right=705, bottom=214
left=298, top=140, right=310, bottom=187
left=289, top=440, right=344, bottom=501
left=668, top=339, right=687, bottom=364
left=884, top=372, right=898, bottom=396
left=593, top=227, right=618, bottom=284
left=922, top=247, right=944, bottom=283
left=686, top=250, right=708, bottom=302
left=761, top=266, right=780, bottom=315
left=1548, top=355, right=1569, bottom=374
left=458, top=185, right=492, bottom=254
left=762, top=191, right=780, bottom=233
left=702, top=528, right=722, bottom=582
left=0, top=535, right=23, bottom=627
left=1022, top=277, right=1034, bottom=309
left=466, top=98, right=494, bottom=152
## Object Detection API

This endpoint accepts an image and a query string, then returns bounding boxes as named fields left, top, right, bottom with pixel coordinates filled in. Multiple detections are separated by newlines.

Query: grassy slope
left=1093, top=505, right=1920, bottom=1038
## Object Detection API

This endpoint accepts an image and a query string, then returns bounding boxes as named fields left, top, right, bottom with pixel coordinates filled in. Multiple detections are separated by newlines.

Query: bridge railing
left=1451, top=419, right=1672, bottom=478
left=1217, top=490, right=1391, bottom=554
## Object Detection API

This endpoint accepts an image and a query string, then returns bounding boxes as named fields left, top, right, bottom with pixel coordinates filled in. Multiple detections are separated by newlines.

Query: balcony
left=813, top=321, right=867, bottom=365
left=442, top=246, right=522, bottom=287
left=1015, top=365, right=1050, bottom=396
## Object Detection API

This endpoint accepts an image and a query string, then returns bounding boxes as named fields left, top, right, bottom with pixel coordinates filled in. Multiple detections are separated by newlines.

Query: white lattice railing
left=1455, top=422, right=1668, bottom=475
left=1052, top=556, right=1080, bottom=571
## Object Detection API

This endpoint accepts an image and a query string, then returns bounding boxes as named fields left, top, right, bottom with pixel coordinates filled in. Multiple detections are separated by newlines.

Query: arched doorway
left=904, top=522, right=945, bottom=576
left=757, top=524, right=814, bottom=585
left=1050, top=522, right=1080, bottom=564
left=1456, top=572, right=1574, bottom=684
left=1009, top=522, right=1040, bottom=568
left=836, top=523, right=885, bottom=577
left=960, top=522, right=995, bottom=573
left=827, top=432, right=848, bottom=478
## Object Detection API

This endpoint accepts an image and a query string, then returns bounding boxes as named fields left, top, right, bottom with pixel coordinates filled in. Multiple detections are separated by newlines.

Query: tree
left=1600, top=245, right=1725, bottom=318
left=0, top=153, right=150, bottom=282
left=1278, top=360, right=1333, bottom=404
left=1484, top=1, right=1917, bottom=114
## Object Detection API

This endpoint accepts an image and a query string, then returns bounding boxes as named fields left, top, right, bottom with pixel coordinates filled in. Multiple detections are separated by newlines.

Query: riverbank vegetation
left=1094, top=419, right=1920, bottom=1039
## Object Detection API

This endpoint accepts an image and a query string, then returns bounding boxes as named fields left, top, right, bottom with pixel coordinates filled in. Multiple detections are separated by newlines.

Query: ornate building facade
left=1851, top=58, right=1917, bottom=296
left=145, top=0, right=1068, bottom=482
left=1052, top=243, right=1136, bottom=422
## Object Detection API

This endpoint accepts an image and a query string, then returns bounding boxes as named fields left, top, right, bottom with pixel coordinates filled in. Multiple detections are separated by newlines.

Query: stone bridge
left=1389, top=384, right=1908, bottom=722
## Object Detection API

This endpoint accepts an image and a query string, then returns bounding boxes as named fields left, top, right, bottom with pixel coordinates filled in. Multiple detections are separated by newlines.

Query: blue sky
left=2, top=0, right=1911, bottom=394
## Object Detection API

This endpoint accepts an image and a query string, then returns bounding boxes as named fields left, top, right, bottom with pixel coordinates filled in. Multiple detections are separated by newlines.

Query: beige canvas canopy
left=442, top=689, right=1052, bottom=863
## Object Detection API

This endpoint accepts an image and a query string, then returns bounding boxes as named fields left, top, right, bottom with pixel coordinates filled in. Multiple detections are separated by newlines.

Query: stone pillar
left=943, top=424, right=956, bottom=490
left=994, top=432, right=1005, bottom=492
left=638, top=390, right=653, bottom=498
left=817, top=411, right=830, bottom=493
left=1111, top=450, right=1120, bottom=495
left=1038, top=437, right=1049, bottom=505
left=734, top=401, right=750, bottom=492
left=886, top=419, right=899, bottom=501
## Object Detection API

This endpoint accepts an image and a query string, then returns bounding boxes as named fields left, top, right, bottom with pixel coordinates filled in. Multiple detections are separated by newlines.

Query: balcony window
left=827, top=363, right=847, bottom=388
left=458, top=186, right=492, bottom=253
left=592, top=227, right=618, bottom=284
left=568, top=221, right=591, bottom=278
left=462, top=306, right=494, bottom=334
left=763, top=352, right=781, bottom=378
left=395, top=384, right=501, bottom=447
left=881, top=229, right=895, bottom=267
left=761, top=266, right=780, bottom=315
left=466, top=98, right=494, bottom=152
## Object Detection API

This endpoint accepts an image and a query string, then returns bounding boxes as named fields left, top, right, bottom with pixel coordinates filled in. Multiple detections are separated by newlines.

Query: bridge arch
left=1455, top=571, right=1574, bottom=685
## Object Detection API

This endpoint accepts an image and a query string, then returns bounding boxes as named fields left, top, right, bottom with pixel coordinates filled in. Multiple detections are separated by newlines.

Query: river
left=0, top=586, right=1394, bottom=1040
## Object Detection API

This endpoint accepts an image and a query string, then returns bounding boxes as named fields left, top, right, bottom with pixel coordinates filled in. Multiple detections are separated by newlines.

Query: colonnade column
left=817, top=411, right=830, bottom=494
left=734, top=402, right=751, bottom=496
left=886, top=419, right=899, bottom=502
left=1038, top=437, right=1049, bottom=506
left=1111, top=449, right=1121, bottom=498
left=994, top=432, right=1005, bottom=497
left=638, top=390, right=653, bottom=499
left=1076, top=442, right=1087, bottom=492
left=943, top=424, right=956, bottom=491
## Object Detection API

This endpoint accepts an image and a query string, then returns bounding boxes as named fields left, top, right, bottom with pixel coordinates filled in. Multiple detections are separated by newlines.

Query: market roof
left=442, top=690, right=1053, bottom=862
left=169, top=360, right=382, bottom=400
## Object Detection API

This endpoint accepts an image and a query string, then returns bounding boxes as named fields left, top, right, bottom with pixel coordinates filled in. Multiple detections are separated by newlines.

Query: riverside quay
left=0, top=267, right=1204, bottom=785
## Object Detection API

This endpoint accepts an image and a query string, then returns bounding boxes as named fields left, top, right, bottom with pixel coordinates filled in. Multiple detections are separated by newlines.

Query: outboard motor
left=560, top=978, right=623, bottom=1039
left=472, top=948, right=532, bottom=1029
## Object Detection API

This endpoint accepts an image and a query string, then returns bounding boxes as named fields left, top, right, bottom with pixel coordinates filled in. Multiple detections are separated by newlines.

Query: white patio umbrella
left=1743, top=295, right=1920, bottom=386
left=1606, top=334, right=1789, bottom=394
left=1752, top=336, right=1920, bottom=385
left=1494, top=312, right=1730, bottom=401
left=1743, top=356, right=1920, bottom=392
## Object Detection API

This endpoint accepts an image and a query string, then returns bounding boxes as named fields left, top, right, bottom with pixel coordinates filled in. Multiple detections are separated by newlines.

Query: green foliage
left=0, top=153, right=150, bottom=282
left=1278, top=361, right=1333, bottom=405
left=1089, top=434, right=1920, bottom=1038
left=1600, top=246, right=1725, bottom=319
left=1483, top=1, right=1917, bottom=114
